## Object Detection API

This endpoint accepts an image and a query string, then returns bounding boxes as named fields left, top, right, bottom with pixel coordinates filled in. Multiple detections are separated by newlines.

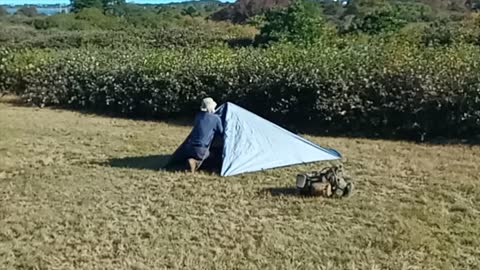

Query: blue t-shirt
left=187, top=112, right=223, bottom=147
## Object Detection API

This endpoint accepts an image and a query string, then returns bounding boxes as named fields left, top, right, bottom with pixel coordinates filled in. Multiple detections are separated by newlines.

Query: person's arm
left=216, top=117, right=224, bottom=135
left=193, top=113, right=200, bottom=126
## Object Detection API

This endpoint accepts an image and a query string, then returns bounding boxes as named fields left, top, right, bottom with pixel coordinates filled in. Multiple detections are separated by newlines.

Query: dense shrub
left=28, top=6, right=223, bottom=32
left=341, top=7, right=407, bottom=34
left=0, top=7, right=8, bottom=17
left=421, top=19, right=459, bottom=46
left=31, top=8, right=126, bottom=31
left=0, top=25, right=254, bottom=50
left=0, top=47, right=11, bottom=95
left=15, top=7, right=39, bottom=17
left=0, top=24, right=38, bottom=44
left=391, top=2, right=435, bottom=22
left=8, top=39, right=480, bottom=140
left=0, top=47, right=48, bottom=96
left=418, top=16, right=480, bottom=47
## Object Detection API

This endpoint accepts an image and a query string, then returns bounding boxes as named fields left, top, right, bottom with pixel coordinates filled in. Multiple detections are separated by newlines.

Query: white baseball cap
left=200, top=97, right=217, bottom=113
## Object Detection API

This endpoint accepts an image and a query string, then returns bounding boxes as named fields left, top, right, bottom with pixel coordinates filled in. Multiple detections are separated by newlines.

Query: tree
left=246, top=14, right=265, bottom=27
left=343, top=1, right=359, bottom=16
left=391, top=2, right=434, bottom=23
left=340, top=5, right=407, bottom=35
left=255, top=0, right=326, bottom=45
left=421, top=19, right=457, bottom=46
left=15, top=6, right=38, bottom=17
left=102, top=0, right=125, bottom=6
left=102, top=0, right=127, bottom=16
left=71, top=0, right=103, bottom=12
left=323, top=2, right=344, bottom=17
left=181, top=6, right=199, bottom=17
left=359, top=8, right=406, bottom=34
left=71, top=0, right=125, bottom=14
left=204, top=4, right=217, bottom=13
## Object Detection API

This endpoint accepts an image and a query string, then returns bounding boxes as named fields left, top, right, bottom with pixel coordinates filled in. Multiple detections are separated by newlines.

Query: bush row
left=1, top=48, right=48, bottom=96
left=0, top=47, right=18, bottom=95
left=5, top=40, right=480, bottom=140
left=0, top=23, right=255, bottom=49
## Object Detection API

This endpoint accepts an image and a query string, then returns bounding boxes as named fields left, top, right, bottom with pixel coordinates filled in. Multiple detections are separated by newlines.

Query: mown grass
left=0, top=98, right=479, bottom=270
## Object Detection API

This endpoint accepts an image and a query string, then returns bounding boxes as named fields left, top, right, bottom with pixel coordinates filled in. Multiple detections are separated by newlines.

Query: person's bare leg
left=187, top=158, right=198, bottom=173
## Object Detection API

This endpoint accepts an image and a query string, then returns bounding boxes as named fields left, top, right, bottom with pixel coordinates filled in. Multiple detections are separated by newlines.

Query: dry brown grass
left=1, top=98, right=479, bottom=270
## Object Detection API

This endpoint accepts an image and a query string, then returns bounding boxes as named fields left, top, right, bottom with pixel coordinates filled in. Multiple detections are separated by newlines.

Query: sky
left=1, top=0, right=212, bottom=5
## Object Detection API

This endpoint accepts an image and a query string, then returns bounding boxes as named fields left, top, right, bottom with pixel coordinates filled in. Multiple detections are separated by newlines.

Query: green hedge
left=0, top=25, right=254, bottom=49
left=0, top=48, right=9, bottom=94
left=1, top=48, right=49, bottom=96
left=6, top=40, right=480, bottom=140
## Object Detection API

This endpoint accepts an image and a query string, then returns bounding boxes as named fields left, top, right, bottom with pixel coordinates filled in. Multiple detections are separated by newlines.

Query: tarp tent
left=166, top=102, right=341, bottom=176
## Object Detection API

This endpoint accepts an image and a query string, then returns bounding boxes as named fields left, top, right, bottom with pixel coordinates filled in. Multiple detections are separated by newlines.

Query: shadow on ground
left=108, top=154, right=171, bottom=171
left=0, top=95, right=27, bottom=106
left=260, top=187, right=299, bottom=197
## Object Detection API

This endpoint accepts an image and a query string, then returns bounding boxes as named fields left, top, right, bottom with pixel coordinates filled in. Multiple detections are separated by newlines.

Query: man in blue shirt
left=184, top=97, right=223, bottom=173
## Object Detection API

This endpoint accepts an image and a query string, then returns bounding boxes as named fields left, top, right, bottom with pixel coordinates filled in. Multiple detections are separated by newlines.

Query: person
left=184, top=97, right=223, bottom=173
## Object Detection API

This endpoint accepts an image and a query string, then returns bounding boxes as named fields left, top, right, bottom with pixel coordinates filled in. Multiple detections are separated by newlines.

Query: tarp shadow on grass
left=105, top=153, right=222, bottom=174
left=107, top=154, right=172, bottom=171
left=260, top=187, right=299, bottom=197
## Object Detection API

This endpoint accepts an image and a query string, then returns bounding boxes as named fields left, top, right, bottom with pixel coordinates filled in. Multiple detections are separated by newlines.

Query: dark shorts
left=186, top=145, right=210, bottom=160
left=166, top=144, right=209, bottom=170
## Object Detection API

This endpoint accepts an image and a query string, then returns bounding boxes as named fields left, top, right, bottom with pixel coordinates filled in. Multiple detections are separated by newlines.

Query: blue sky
left=1, top=0, right=218, bottom=5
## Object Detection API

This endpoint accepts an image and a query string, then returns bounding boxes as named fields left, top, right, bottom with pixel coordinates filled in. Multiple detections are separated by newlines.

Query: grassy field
left=1, top=97, right=479, bottom=270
